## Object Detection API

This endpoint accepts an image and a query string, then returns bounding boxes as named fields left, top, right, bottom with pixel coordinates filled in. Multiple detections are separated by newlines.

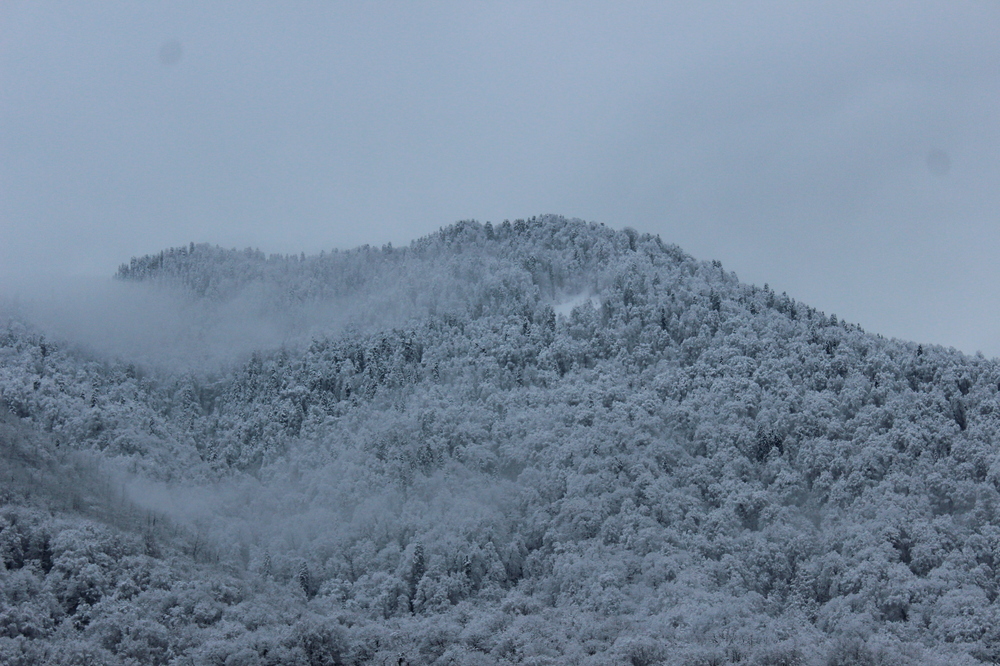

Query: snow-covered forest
left=3, top=216, right=1000, bottom=664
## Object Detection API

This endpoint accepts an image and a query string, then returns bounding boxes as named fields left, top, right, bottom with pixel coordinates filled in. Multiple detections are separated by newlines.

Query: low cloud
left=0, top=275, right=355, bottom=373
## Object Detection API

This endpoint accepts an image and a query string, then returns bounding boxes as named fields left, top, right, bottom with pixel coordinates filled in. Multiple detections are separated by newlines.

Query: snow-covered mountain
left=2, top=216, right=998, bottom=665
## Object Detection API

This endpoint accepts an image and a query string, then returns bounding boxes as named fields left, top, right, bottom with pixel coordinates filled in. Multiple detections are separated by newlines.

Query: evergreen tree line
left=2, top=216, right=998, bottom=664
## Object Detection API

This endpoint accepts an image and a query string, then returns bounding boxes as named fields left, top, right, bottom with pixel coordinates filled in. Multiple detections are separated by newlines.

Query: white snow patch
left=553, top=292, right=600, bottom=317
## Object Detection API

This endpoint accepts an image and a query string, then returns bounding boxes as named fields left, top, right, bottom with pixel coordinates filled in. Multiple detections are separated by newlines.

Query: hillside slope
left=2, top=216, right=999, bottom=665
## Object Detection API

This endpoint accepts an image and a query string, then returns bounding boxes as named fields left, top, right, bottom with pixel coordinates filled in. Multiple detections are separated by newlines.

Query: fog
left=5, top=3, right=1000, bottom=653
left=116, top=447, right=518, bottom=582
left=0, top=275, right=342, bottom=372
left=2, top=3, right=999, bottom=355
left=6, top=215, right=1000, bottom=662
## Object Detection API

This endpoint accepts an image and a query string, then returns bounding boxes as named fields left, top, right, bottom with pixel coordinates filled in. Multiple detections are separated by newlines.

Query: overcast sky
left=2, top=2, right=999, bottom=355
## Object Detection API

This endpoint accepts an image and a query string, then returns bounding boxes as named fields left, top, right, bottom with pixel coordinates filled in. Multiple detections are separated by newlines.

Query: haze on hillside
left=4, top=3, right=1000, bottom=663
left=2, top=3, right=1000, bottom=355
left=3, top=218, right=1000, bottom=663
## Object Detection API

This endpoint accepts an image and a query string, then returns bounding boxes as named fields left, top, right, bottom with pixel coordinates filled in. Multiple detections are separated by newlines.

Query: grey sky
left=2, top=2, right=999, bottom=355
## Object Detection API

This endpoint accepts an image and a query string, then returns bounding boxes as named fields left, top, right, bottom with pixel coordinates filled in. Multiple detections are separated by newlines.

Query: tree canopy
left=2, top=216, right=997, bottom=664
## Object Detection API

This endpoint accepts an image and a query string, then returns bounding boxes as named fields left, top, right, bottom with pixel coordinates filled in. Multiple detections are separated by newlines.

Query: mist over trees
left=2, top=216, right=1000, bottom=664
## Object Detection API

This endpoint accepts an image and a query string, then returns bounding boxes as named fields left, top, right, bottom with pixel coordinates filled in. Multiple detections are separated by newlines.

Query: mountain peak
left=2, top=217, right=994, bottom=664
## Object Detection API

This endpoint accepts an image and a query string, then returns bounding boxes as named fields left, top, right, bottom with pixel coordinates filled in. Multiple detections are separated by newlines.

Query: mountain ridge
left=2, top=216, right=997, bottom=665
